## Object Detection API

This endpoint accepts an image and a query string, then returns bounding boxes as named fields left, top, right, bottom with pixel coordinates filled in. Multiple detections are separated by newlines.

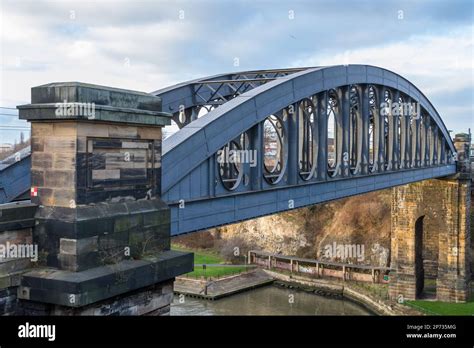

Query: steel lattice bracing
left=152, top=67, right=309, bottom=128
left=156, top=65, right=457, bottom=235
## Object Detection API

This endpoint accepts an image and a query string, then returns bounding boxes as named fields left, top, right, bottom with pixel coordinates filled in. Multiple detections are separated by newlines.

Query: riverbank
left=171, top=246, right=428, bottom=315
left=263, top=269, right=421, bottom=316
left=174, top=265, right=421, bottom=315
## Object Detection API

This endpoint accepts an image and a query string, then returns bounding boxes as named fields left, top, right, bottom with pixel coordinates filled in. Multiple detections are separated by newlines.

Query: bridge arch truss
left=154, top=65, right=456, bottom=235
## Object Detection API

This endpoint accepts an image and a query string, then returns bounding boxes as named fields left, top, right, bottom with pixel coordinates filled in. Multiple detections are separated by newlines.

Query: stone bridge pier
left=10, top=82, right=193, bottom=315
left=389, top=175, right=471, bottom=303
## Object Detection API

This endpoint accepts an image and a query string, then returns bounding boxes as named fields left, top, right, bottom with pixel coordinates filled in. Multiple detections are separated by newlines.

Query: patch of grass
left=405, top=300, right=474, bottom=316
left=405, top=290, right=474, bottom=316
left=171, top=244, right=248, bottom=278
left=172, top=244, right=222, bottom=264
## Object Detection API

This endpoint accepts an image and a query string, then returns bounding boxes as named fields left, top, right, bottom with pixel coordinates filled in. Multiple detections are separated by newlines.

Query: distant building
left=0, top=143, right=13, bottom=153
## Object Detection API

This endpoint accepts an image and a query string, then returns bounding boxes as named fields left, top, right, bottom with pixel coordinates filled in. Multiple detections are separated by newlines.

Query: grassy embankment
left=405, top=281, right=474, bottom=315
left=172, top=244, right=248, bottom=278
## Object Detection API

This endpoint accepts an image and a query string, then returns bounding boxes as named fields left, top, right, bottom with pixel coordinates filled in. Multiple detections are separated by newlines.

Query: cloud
left=0, top=0, right=472, bottom=140
left=290, top=24, right=474, bottom=133
left=292, top=25, right=473, bottom=96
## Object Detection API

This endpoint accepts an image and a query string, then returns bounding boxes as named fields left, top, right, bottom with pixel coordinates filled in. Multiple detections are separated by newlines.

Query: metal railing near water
left=248, top=250, right=394, bottom=284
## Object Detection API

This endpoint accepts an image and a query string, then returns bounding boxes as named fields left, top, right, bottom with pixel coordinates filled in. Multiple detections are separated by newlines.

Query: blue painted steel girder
left=169, top=165, right=456, bottom=235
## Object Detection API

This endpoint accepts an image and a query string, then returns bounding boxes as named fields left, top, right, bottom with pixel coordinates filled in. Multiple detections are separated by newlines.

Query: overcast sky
left=0, top=0, right=472, bottom=144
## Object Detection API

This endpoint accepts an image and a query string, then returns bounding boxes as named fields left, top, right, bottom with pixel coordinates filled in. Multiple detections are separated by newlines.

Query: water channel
left=171, top=285, right=373, bottom=315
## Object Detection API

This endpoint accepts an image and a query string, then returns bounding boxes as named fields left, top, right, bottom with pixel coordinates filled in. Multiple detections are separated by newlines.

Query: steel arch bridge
left=153, top=65, right=456, bottom=235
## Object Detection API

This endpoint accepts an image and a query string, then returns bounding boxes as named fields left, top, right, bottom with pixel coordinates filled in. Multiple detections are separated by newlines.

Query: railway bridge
left=0, top=65, right=470, bottom=315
